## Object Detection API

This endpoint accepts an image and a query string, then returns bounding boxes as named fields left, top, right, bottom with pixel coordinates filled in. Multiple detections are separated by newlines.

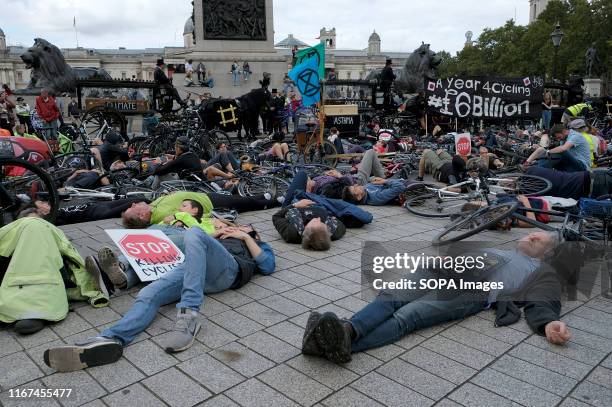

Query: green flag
left=295, top=42, right=325, bottom=79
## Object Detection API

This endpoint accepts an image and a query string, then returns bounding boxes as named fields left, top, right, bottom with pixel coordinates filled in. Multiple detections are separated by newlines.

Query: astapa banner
left=425, top=76, right=544, bottom=119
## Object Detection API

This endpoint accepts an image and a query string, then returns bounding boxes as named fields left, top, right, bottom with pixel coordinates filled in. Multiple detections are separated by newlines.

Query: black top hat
left=156, top=58, right=165, bottom=66
left=386, top=59, right=393, bottom=65
left=271, top=88, right=278, bottom=93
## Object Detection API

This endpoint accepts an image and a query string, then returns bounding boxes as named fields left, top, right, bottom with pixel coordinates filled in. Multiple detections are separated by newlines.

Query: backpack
left=218, top=237, right=257, bottom=288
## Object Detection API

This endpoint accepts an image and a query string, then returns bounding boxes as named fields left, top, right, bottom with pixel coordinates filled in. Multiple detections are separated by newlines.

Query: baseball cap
left=568, top=119, right=588, bottom=130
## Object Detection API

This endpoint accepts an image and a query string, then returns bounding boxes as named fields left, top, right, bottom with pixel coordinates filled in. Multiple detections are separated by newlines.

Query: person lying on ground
left=122, top=191, right=279, bottom=228
left=43, top=224, right=276, bottom=372
left=0, top=213, right=108, bottom=335
left=31, top=198, right=146, bottom=226
left=341, top=149, right=410, bottom=205
left=205, top=142, right=240, bottom=173
left=95, top=130, right=129, bottom=171
left=64, top=168, right=110, bottom=190
left=147, top=136, right=202, bottom=189
left=477, top=146, right=504, bottom=170
left=302, top=231, right=571, bottom=364
left=272, top=198, right=345, bottom=250
left=283, top=169, right=373, bottom=228
left=160, top=199, right=215, bottom=233
left=526, top=166, right=612, bottom=200
left=416, top=148, right=467, bottom=184
left=303, top=169, right=356, bottom=199
left=259, top=132, right=290, bottom=162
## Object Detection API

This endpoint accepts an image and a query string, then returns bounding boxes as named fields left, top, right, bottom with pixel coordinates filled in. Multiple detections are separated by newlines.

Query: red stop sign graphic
left=119, top=234, right=181, bottom=264
left=455, top=136, right=471, bottom=156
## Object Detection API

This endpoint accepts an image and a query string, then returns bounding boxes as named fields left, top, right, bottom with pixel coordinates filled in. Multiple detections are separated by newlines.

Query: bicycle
left=0, top=156, right=59, bottom=226
left=432, top=197, right=612, bottom=246
left=405, top=172, right=553, bottom=218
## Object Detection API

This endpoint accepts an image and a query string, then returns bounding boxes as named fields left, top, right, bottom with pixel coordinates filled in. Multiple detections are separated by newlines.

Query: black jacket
left=153, top=151, right=202, bottom=176
left=98, top=143, right=129, bottom=171
left=154, top=67, right=170, bottom=85
left=380, top=66, right=396, bottom=90
left=272, top=206, right=346, bottom=244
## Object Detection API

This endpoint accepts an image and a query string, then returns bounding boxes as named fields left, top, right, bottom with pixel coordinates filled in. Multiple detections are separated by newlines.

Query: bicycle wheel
left=432, top=202, right=518, bottom=245
left=157, top=180, right=215, bottom=194
left=238, top=175, right=290, bottom=198
left=487, top=173, right=552, bottom=197
left=304, top=139, right=338, bottom=168
left=0, top=158, right=58, bottom=226
left=405, top=193, right=471, bottom=218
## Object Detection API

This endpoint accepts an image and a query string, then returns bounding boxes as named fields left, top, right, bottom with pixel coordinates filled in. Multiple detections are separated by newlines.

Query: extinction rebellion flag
left=425, top=76, right=544, bottom=119
left=289, top=46, right=324, bottom=107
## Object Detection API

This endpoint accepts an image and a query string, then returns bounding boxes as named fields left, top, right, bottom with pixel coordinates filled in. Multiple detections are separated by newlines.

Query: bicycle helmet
left=377, top=128, right=394, bottom=143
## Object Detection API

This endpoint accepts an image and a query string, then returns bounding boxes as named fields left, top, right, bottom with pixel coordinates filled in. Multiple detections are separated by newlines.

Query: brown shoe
left=98, top=247, right=127, bottom=289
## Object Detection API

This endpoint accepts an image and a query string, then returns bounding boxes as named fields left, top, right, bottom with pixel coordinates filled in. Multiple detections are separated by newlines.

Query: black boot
left=314, top=312, right=352, bottom=364
left=14, top=319, right=45, bottom=335
left=302, top=312, right=323, bottom=356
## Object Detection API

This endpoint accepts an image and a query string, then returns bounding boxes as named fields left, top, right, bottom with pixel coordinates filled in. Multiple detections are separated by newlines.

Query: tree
left=440, top=0, right=610, bottom=81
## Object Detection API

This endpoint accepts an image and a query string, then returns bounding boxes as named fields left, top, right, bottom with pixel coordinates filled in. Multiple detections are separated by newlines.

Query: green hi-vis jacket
left=0, top=217, right=109, bottom=323
left=149, top=192, right=213, bottom=225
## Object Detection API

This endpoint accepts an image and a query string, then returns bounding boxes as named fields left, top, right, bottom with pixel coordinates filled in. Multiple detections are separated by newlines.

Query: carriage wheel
left=81, top=106, right=127, bottom=141
left=304, top=139, right=338, bottom=168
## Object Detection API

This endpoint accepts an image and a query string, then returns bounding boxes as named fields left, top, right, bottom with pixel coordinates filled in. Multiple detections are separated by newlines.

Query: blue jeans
left=283, top=170, right=308, bottom=207
left=536, top=151, right=587, bottom=172
left=232, top=71, right=240, bottom=86
left=350, top=268, right=487, bottom=352
left=101, top=228, right=239, bottom=345
left=542, top=110, right=552, bottom=131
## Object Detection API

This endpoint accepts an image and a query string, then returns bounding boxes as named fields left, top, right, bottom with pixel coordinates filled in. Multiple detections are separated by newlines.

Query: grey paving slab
left=559, top=398, right=596, bottom=407
left=457, top=315, right=529, bottom=345
left=440, top=325, right=513, bottom=356
left=470, top=368, right=562, bottom=407
left=448, top=383, right=519, bottom=407
left=421, top=336, right=496, bottom=370
left=48, top=312, right=93, bottom=338
left=259, top=294, right=310, bottom=317
left=10, top=327, right=61, bottom=351
left=234, top=301, right=288, bottom=327
left=258, top=364, right=333, bottom=406
left=122, top=339, right=178, bottom=376
left=199, top=394, right=240, bottom=407
left=102, top=383, right=166, bottom=407
left=210, top=290, right=253, bottom=308
left=0, top=331, right=23, bottom=358
left=74, top=305, right=122, bottom=327
left=210, top=342, right=275, bottom=378
left=238, top=331, right=301, bottom=363
left=350, top=371, right=434, bottom=407
left=87, top=357, right=146, bottom=392
left=178, top=353, right=245, bottom=394
left=523, top=334, right=608, bottom=366
left=571, top=381, right=612, bottom=406
left=508, top=343, right=593, bottom=380
left=265, top=321, right=305, bottom=347
left=281, top=288, right=331, bottom=308
left=208, top=310, right=264, bottom=338
left=287, top=355, right=359, bottom=391
left=199, top=297, right=232, bottom=318
left=142, top=367, right=211, bottom=407
left=196, top=320, right=238, bottom=349
left=24, top=339, right=66, bottom=375
left=400, top=346, right=477, bottom=385
left=224, top=378, right=299, bottom=407
left=563, top=314, right=612, bottom=339
left=490, top=354, right=578, bottom=396
left=0, top=352, right=44, bottom=389
left=585, top=366, right=612, bottom=390
left=320, top=387, right=384, bottom=407
left=42, top=371, right=107, bottom=407
left=376, top=358, right=456, bottom=400
left=343, top=352, right=386, bottom=376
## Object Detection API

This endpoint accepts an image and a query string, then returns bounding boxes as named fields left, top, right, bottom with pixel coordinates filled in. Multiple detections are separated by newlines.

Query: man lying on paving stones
left=43, top=223, right=276, bottom=372
left=302, top=231, right=572, bottom=364
left=525, top=166, right=612, bottom=200
left=415, top=148, right=467, bottom=185
left=121, top=190, right=278, bottom=228
left=342, top=149, right=426, bottom=205
left=0, top=213, right=108, bottom=335
left=272, top=170, right=374, bottom=250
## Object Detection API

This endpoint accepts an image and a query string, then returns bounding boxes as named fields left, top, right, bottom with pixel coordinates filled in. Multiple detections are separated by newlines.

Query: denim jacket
left=364, top=179, right=406, bottom=205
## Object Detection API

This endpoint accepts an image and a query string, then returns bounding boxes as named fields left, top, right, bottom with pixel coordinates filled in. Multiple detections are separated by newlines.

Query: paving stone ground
left=1, top=206, right=611, bottom=407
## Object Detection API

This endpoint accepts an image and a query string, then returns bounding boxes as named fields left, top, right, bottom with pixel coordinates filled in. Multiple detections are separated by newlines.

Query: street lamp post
left=550, top=22, right=564, bottom=82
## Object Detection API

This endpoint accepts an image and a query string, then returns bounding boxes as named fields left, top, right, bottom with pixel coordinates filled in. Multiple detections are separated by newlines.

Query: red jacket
left=36, top=96, right=60, bottom=123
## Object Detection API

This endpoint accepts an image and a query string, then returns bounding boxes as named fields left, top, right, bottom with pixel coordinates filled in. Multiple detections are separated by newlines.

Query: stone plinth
left=584, top=78, right=602, bottom=98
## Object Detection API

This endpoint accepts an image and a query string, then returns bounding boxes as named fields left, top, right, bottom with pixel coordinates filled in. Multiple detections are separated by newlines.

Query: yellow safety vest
left=568, top=103, right=591, bottom=117
left=580, top=132, right=595, bottom=166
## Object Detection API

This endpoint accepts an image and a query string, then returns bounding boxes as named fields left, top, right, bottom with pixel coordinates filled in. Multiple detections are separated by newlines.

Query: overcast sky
left=0, top=0, right=529, bottom=54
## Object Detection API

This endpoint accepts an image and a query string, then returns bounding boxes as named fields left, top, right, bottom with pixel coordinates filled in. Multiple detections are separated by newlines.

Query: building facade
left=0, top=21, right=410, bottom=94
left=529, top=0, right=550, bottom=23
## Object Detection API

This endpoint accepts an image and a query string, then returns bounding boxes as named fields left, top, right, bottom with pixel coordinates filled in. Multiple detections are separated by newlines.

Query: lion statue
left=365, top=43, right=442, bottom=94
left=16, top=38, right=111, bottom=95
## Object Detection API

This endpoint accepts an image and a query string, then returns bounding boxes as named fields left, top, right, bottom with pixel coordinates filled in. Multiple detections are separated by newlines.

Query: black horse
left=236, top=86, right=272, bottom=141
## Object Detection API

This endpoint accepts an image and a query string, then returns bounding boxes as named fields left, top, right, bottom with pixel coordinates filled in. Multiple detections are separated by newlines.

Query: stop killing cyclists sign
left=106, top=229, right=185, bottom=282
left=454, top=133, right=472, bottom=157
